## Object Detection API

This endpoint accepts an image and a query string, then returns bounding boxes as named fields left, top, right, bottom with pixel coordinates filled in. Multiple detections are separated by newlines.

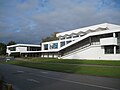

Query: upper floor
left=7, top=44, right=41, bottom=55
left=41, top=23, right=120, bottom=52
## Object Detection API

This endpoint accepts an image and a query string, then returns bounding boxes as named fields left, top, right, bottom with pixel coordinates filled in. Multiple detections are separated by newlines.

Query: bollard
left=6, top=84, right=13, bottom=90
left=0, top=80, right=3, bottom=90
left=0, top=76, right=4, bottom=90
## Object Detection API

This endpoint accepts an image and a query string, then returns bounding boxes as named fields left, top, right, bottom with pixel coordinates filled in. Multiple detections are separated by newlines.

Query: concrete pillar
left=113, top=33, right=116, bottom=38
left=59, top=36, right=61, bottom=40
left=89, top=37, right=91, bottom=45
left=65, top=40, right=67, bottom=45
left=58, top=42, right=60, bottom=49
left=114, top=46, right=116, bottom=54
left=25, top=54, right=27, bottom=57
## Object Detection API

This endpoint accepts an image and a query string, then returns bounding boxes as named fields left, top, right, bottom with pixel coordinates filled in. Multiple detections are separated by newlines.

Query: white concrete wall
left=61, top=45, right=120, bottom=60
left=44, top=54, right=48, bottom=58
left=41, top=53, right=58, bottom=58
left=100, top=37, right=117, bottom=46
left=6, top=48, right=11, bottom=55
left=16, top=47, right=27, bottom=52
left=49, top=54, right=53, bottom=58
left=54, top=54, right=58, bottom=58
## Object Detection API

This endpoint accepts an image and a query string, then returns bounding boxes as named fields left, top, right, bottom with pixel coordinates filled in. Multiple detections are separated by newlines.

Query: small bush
left=10, top=52, right=20, bottom=57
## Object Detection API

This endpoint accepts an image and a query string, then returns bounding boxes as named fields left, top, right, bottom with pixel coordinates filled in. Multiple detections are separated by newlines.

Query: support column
left=113, top=33, right=116, bottom=38
left=113, top=33, right=116, bottom=54
left=114, top=46, right=116, bottom=54
left=58, top=42, right=60, bottom=49
left=59, top=36, right=61, bottom=40
left=89, top=37, right=91, bottom=45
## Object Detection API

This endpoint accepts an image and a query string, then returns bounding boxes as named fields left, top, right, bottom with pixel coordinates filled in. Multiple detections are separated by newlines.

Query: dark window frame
left=116, top=46, right=120, bottom=54
left=44, top=44, right=48, bottom=50
left=104, top=45, right=114, bottom=54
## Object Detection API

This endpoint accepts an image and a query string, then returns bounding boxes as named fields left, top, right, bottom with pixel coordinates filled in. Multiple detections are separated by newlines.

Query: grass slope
left=20, top=58, right=120, bottom=66
left=2, top=59, right=120, bottom=78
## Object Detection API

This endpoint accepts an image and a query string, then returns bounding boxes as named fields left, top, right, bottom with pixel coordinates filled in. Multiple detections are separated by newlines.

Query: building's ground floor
left=9, top=52, right=41, bottom=57
left=21, top=53, right=41, bottom=57
left=9, top=45, right=120, bottom=60
left=41, top=52, right=58, bottom=58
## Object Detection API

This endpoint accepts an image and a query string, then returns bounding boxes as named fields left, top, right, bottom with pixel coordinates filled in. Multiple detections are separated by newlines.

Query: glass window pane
left=44, top=44, right=48, bottom=50
left=104, top=46, right=114, bottom=54
left=50, top=43, right=58, bottom=49
left=66, top=41, right=72, bottom=44
left=116, top=46, right=120, bottom=54
left=60, top=42, right=65, bottom=47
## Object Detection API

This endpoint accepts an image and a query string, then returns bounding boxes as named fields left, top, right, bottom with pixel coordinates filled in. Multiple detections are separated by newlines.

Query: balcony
left=100, top=37, right=117, bottom=46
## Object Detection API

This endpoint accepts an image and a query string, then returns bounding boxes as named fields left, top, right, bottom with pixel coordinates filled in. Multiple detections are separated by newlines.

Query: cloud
left=0, top=0, right=120, bottom=44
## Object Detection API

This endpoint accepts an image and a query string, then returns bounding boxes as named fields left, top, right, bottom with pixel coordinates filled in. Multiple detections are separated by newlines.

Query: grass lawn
left=19, top=58, right=120, bottom=66
left=1, top=59, right=120, bottom=78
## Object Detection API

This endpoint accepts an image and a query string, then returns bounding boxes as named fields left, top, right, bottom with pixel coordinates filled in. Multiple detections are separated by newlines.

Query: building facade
left=41, top=23, right=120, bottom=60
left=7, top=23, right=120, bottom=60
left=7, top=44, right=41, bottom=57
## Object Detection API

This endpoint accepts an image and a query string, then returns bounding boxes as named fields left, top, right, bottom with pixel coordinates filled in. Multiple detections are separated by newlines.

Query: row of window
left=60, top=32, right=120, bottom=41
left=60, top=35, right=79, bottom=40
left=44, top=43, right=58, bottom=50
left=44, top=40, right=72, bottom=50
left=44, top=32, right=120, bottom=50
left=104, top=46, right=120, bottom=54
left=60, top=41, right=72, bottom=47
left=9, top=47, right=41, bottom=51
left=27, top=47, right=41, bottom=51
left=9, top=47, right=16, bottom=51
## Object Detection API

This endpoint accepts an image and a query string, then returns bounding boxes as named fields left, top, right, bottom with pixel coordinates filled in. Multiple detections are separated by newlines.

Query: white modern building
left=41, top=23, right=120, bottom=60
left=7, top=23, right=120, bottom=60
left=7, top=44, right=41, bottom=57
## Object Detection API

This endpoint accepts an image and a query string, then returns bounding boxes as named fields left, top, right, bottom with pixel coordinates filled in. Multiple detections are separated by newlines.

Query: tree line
left=0, top=32, right=59, bottom=56
left=0, top=41, right=16, bottom=56
left=41, top=32, right=58, bottom=42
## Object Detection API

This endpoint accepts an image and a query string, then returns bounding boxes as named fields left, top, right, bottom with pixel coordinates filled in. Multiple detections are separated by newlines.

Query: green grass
left=2, top=60, right=120, bottom=78
left=19, top=58, right=120, bottom=66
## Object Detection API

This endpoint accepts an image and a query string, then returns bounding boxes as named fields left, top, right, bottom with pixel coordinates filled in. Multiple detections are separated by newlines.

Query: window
left=116, top=46, right=120, bottom=54
left=44, top=44, right=48, bottom=50
left=66, top=40, right=72, bottom=44
left=61, top=37, right=65, bottom=40
left=116, top=32, right=120, bottom=38
left=73, top=35, right=79, bottom=38
left=66, top=36, right=71, bottom=39
left=50, top=43, right=58, bottom=49
left=104, top=46, right=114, bottom=54
left=9, top=47, right=16, bottom=51
left=27, top=47, right=41, bottom=51
left=60, top=41, right=65, bottom=47
left=102, top=33, right=113, bottom=38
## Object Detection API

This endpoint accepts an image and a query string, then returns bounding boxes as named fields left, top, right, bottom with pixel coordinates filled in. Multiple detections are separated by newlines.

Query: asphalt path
left=0, top=64, right=120, bottom=90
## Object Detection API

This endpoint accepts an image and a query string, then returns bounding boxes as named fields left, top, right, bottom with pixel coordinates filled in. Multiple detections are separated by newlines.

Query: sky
left=0, top=0, right=120, bottom=44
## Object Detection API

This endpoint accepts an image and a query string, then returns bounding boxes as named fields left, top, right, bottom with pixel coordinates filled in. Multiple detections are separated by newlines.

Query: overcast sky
left=0, top=0, right=120, bottom=44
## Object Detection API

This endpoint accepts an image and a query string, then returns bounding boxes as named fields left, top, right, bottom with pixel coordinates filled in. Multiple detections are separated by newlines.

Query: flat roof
left=56, top=23, right=120, bottom=37
left=7, top=44, right=41, bottom=48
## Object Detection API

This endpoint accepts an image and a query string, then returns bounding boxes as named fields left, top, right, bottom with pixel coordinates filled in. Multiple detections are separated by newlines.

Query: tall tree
left=7, top=41, right=16, bottom=46
left=41, top=32, right=59, bottom=42
left=0, top=43, right=6, bottom=55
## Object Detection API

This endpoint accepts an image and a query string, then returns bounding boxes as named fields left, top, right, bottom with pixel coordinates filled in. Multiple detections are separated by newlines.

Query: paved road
left=0, top=64, right=120, bottom=90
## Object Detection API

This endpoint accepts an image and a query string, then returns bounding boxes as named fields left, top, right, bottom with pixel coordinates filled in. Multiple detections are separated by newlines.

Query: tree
left=7, top=41, right=16, bottom=46
left=41, top=32, right=59, bottom=42
left=0, top=43, right=6, bottom=55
